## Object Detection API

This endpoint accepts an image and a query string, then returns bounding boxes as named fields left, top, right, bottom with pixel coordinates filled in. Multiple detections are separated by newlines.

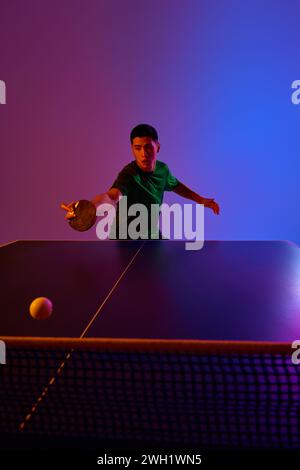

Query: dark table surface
left=1, top=240, right=299, bottom=342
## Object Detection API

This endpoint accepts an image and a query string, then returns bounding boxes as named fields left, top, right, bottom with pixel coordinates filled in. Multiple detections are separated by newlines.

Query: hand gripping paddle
left=61, top=200, right=97, bottom=232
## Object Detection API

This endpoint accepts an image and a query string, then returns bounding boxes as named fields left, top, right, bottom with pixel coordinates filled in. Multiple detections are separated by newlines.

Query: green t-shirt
left=109, top=160, right=179, bottom=238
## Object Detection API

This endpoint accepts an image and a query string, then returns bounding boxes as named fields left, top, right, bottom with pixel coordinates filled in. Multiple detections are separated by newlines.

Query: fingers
left=61, top=202, right=76, bottom=211
left=67, top=202, right=77, bottom=211
left=213, top=203, right=220, bottom=215
left=205, top=200, right=220, bottom=215
left=199, top=198, right=220, bottom=214
left=61, top=202, right=77, bottom=219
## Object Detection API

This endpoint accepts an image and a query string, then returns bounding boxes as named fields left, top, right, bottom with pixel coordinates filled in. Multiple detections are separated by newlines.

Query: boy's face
left=131, top=136, right=160, bottom=173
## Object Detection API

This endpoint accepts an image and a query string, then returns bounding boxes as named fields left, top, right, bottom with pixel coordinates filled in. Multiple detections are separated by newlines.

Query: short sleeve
left=164, top=165, right=179, bottom=191
left=110, top=167, right=132, bottom=195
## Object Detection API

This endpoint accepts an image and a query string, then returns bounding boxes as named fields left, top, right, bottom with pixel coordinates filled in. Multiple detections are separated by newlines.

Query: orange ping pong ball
left=29, top=297, right=53, bottom=320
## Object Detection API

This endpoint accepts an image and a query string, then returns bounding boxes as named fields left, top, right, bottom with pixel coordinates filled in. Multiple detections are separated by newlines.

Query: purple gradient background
left=0, top=0, right=299, bottom=244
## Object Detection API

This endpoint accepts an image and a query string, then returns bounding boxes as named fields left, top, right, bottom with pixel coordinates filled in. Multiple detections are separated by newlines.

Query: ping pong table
left=0, top=240, right=300, bottom=453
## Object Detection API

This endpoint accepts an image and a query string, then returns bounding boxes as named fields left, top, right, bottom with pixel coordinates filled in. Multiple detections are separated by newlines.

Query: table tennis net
left=0, top=343, right=299, bottom=450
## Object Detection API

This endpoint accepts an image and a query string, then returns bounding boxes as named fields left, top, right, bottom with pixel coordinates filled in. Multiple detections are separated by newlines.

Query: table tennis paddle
left=61, top=200, right=97, bottom=232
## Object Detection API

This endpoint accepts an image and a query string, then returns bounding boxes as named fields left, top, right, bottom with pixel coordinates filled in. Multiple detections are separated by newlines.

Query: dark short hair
left=130, top=124, right=158, bottom=143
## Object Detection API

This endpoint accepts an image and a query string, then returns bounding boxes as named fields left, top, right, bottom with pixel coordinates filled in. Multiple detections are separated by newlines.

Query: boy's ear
left=157, top=142, right=160, bottom=152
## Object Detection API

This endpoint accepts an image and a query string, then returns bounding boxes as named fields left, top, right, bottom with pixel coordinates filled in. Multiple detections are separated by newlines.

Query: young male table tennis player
left=63, top=123, right=220, bottom=239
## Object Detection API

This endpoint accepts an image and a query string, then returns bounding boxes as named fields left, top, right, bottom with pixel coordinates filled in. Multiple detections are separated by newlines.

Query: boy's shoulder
left=155, top=160, right=170, bottom=173
left=156, top=159, right=167, bottom=168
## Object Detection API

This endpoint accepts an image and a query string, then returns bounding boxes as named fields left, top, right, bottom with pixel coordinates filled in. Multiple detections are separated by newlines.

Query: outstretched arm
left=91, top=188, right=122, bottom=207
left=172, top=181, right=220, bottom=215
left=63, top=188, right=122, bottom=220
